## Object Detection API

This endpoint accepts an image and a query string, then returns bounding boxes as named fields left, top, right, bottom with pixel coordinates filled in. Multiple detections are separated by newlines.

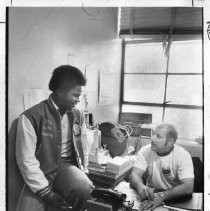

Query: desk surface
left=128, top=206, right=167, bottom=211
left=115, top=181, right=203, bottom=211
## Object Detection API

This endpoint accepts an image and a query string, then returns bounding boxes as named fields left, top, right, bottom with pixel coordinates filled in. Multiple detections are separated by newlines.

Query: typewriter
left=87, top=188, right=134, bottom=211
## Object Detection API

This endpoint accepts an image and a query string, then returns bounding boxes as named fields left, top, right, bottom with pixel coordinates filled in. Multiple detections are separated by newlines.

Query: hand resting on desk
left=139, top=187, right=155, bottom=201
left=140, top=193, right=164, bottom=210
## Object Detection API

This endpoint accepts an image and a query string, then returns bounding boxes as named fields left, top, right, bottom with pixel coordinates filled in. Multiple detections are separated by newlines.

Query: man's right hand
left=139, top=187, right=155, bottom=201
left=41, top=190, right=68, bottom=209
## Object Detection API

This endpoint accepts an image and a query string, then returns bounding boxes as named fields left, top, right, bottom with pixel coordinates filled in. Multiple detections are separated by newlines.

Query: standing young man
left=16, top=65, right=93, bottom=211
left=130, top=123, right=194, bottom=210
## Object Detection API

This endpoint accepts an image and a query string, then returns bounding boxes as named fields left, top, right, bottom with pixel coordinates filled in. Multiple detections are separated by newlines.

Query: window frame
left=120, top=39, right=203, bottom=122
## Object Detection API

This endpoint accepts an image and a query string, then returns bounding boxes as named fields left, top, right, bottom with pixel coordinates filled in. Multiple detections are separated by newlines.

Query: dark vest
left=23, top=96, right=86, bottom=179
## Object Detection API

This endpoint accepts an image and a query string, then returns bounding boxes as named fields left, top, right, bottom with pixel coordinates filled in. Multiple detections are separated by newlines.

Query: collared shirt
left=16, top=97, right=75, bottom=193
left=50, top=96, right=74, bottom=158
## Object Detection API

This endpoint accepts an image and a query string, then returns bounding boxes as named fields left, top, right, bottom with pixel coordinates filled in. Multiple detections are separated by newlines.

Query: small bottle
left=84, top=96, right=89, bottom=112
left=98, top=129, right=101, bottom=148
left=81, top=92, right=90, bottom=113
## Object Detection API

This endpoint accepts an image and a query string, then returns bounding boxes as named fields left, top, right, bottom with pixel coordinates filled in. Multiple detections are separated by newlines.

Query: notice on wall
left=67, top=52, right=81, bottom=70
left=85, top=64, right=98, bottom=109
left=52, top=46, right=84, bottom=72
left=99, top=67, right=114, bottom=105
left=23, top=89, right=47, bottom=110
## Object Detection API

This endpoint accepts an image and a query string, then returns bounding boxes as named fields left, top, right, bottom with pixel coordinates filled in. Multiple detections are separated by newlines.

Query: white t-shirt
left=134, top=144, right=194, bottom=190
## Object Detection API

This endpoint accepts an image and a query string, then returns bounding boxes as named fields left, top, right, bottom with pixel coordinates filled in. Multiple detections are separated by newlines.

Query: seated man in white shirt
left=130, top=123, right=194, bottom=210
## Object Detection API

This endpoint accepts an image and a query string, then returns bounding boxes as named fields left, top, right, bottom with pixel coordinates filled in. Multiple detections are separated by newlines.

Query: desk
left=115, top=181, right=203, bottom=211
left=118, top=205, right=168, bottom=211
left=87, top=200, right=168, bottom=211
left=125, top=206, right=167, bottom=211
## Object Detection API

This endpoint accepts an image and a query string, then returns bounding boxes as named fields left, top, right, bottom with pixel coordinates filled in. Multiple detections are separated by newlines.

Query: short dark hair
left=49, top=65, right=86, bottom=92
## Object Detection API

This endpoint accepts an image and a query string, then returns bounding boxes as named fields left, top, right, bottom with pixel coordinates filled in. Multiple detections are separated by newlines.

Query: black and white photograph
left=1, top=1, right=210, bottom=211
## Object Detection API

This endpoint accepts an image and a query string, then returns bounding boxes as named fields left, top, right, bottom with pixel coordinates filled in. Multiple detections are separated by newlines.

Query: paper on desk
left=114, top=181, right=141, bottom=210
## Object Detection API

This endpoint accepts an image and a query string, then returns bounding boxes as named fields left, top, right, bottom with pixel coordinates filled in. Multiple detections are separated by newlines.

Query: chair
left=192, top=157, right=203, bottom=193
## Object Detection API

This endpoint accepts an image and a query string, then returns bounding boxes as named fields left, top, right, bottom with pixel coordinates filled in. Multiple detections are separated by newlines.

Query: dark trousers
left=16, top=165, right=93, bottom=211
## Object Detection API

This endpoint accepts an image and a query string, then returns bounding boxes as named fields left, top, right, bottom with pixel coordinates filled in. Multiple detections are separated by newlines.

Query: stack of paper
left=89, top=150, right=111, bottom=165
left=88, top=162, right=105, bottom=169
left=106, top=156, right=131, bottom=174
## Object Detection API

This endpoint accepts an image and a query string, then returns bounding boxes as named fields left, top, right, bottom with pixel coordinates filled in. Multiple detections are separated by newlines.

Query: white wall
left=9, top=7, right=122, bottom=127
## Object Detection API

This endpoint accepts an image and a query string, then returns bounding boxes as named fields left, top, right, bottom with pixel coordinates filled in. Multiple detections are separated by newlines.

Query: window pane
left=122, top=104, right=163, bottom=124
left=164, top=108, right=203, bottom=140
left=125, top=42, right=167, bottom=73
left=166, top=75, right=202, bottom=106
left=124, top=75, right=165, bottom=103
left=169, top=40, right=202, bottom=73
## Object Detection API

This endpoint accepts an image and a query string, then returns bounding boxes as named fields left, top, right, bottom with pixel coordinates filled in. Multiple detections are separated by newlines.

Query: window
left=121, top=39, right=203, bottom=140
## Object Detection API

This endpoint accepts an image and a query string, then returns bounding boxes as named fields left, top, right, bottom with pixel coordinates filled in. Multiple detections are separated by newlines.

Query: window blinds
left=119, top=7, right=202, bottom=39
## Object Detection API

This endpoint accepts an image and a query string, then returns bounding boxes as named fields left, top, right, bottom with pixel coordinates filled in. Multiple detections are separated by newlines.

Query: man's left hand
left=140, top=193, right=164, bottom=210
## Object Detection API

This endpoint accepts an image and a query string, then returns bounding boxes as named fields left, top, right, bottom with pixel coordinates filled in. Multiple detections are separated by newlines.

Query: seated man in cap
left=130, top=123, right=194, bottom=210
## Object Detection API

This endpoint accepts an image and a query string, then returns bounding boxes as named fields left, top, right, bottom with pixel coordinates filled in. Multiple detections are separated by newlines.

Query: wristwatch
left=158, top=191, right=165, bottom=200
